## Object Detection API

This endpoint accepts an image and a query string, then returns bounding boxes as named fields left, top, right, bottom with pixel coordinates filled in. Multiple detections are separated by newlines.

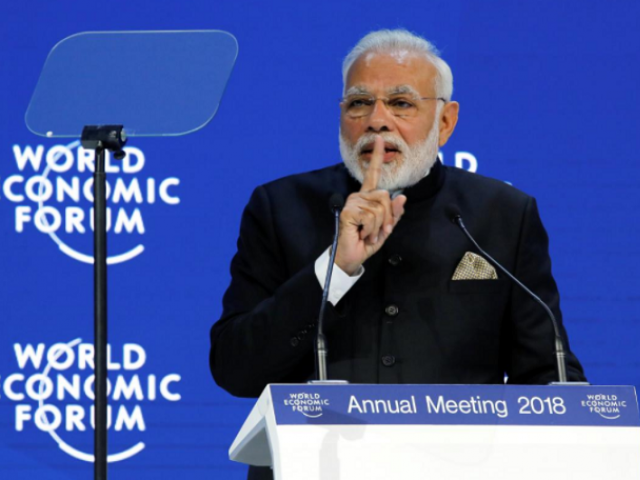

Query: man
left=210, top=29, right=585, bottom=479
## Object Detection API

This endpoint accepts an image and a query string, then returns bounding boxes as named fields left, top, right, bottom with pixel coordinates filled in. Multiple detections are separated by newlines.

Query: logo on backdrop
left=438, top=151, right=479, bottom=174
left=283, top=392, right=330, bottom=418
left=581, top=393, right=627, bottom=420
left=0, top=141, right=180, bottom=264
left=0, top=339, right=181, bottom=462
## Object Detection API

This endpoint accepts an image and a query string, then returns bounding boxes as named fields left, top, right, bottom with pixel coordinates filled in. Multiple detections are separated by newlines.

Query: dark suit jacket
left=210, top=160, right=585, bottom=479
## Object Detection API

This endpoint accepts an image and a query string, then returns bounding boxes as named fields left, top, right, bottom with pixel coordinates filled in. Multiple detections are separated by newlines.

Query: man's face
left=339, top=52, right=444, bottom=190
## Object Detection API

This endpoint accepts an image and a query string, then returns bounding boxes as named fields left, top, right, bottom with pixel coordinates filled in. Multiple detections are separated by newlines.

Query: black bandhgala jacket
left=210, top=160, right=586, bottom=480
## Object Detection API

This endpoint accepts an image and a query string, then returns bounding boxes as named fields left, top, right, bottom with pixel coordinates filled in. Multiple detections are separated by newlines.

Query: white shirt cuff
left=314, top=247, right=364, bottom=305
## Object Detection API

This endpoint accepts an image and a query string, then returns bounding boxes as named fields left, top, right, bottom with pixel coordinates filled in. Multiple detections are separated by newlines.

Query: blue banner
left=272, top=385, right=640, bottom=427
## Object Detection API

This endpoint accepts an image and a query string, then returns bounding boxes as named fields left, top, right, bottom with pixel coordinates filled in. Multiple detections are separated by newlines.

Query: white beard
left=339, top=116, right=441, bottom=191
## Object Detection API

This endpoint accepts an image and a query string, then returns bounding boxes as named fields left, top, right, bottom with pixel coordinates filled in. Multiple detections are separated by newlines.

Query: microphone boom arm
left=451, top=214, right=568, bottom=384
left=315, top=203, right=341, bottom=381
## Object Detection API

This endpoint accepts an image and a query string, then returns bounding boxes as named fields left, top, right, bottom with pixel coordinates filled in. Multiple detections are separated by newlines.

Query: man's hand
left=335, top=135, right=407, bottom=275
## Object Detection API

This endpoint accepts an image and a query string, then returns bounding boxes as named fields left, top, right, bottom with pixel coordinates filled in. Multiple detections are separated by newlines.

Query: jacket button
left=381, top=355, right=396, bottom=367
left=388, top=254, right=402, bottom=266
left=385, top=304, right=399, bottom=317
left=290, top=337, right=299, bottom=347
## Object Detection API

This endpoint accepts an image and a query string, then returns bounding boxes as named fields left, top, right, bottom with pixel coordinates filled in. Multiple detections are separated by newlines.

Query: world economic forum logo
left=581, top=393, right=628, bottom=420
left=0, top=338, right=181, bottom=462
left=283, top=392, right=330, bottom=418
left=1, top=141, right=180, bottom=264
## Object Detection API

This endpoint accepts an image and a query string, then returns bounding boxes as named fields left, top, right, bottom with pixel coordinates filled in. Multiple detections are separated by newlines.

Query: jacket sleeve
left=209, top=185, right=346, bottom=398
left=503, top=197, right=586, bottom=384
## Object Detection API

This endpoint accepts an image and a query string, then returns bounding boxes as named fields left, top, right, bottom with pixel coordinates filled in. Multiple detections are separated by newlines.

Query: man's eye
left=348, top=98, right=372, bottom=108
left=389, top=98, right=415, bottom=109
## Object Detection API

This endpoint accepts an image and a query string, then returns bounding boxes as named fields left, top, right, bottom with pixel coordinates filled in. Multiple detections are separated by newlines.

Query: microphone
left=329, top=193, right=345, bottom=214
left=314, top=194, right=345, bottom=382
left=445, top=204, right=574, bottom=385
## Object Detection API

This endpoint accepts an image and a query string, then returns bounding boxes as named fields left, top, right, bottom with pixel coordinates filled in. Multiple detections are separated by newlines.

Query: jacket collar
left=402, top=158, right=445, bottom=203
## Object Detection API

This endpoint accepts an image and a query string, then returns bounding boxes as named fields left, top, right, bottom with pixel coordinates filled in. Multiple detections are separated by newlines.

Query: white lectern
left=230, top=384, right=640, bottom=479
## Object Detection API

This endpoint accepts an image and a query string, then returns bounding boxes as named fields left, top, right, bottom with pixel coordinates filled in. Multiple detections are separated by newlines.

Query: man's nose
left=365, top=100, right=394, bottom=133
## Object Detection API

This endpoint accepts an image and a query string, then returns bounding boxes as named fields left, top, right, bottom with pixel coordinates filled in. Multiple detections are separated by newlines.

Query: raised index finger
left=361, top=135, right=384, bottom=192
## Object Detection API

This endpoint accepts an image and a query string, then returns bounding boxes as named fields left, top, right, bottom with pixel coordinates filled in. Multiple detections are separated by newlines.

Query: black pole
left=94, top=147, right=108, bottom=480
left=81, top=125, right=126, bottom=479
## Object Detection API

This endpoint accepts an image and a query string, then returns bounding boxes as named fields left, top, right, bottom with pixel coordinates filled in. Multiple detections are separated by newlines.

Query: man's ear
left=438, top=101, right=459, bottom=147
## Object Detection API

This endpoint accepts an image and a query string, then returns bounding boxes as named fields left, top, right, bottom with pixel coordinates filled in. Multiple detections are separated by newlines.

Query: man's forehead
left=344, top=52, right=436, bottom=94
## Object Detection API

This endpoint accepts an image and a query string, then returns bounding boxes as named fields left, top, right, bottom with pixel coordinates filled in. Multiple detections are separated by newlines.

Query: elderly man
left=210, top=29, right=585, bottom=479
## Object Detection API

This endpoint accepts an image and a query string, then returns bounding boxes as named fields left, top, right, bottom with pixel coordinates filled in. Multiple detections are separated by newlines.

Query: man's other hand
left=335, top=135, right=407, bottom=275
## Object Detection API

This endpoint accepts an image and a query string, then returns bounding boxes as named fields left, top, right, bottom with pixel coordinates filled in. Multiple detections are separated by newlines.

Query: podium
left=230, top=384, right=640, bottom=479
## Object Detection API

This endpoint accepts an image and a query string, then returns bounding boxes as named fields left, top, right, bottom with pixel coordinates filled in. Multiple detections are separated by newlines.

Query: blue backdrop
left=1, top=0, right=639, bottom=478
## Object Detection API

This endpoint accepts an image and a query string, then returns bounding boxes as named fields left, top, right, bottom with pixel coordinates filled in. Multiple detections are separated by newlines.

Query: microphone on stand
left=445, top=204, right=586, bottom=385
left=313, top=193, right=345, bottom=382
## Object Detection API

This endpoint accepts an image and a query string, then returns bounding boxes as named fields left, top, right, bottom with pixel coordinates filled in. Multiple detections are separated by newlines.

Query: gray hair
left=342, top=29, right=453, bottom=101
